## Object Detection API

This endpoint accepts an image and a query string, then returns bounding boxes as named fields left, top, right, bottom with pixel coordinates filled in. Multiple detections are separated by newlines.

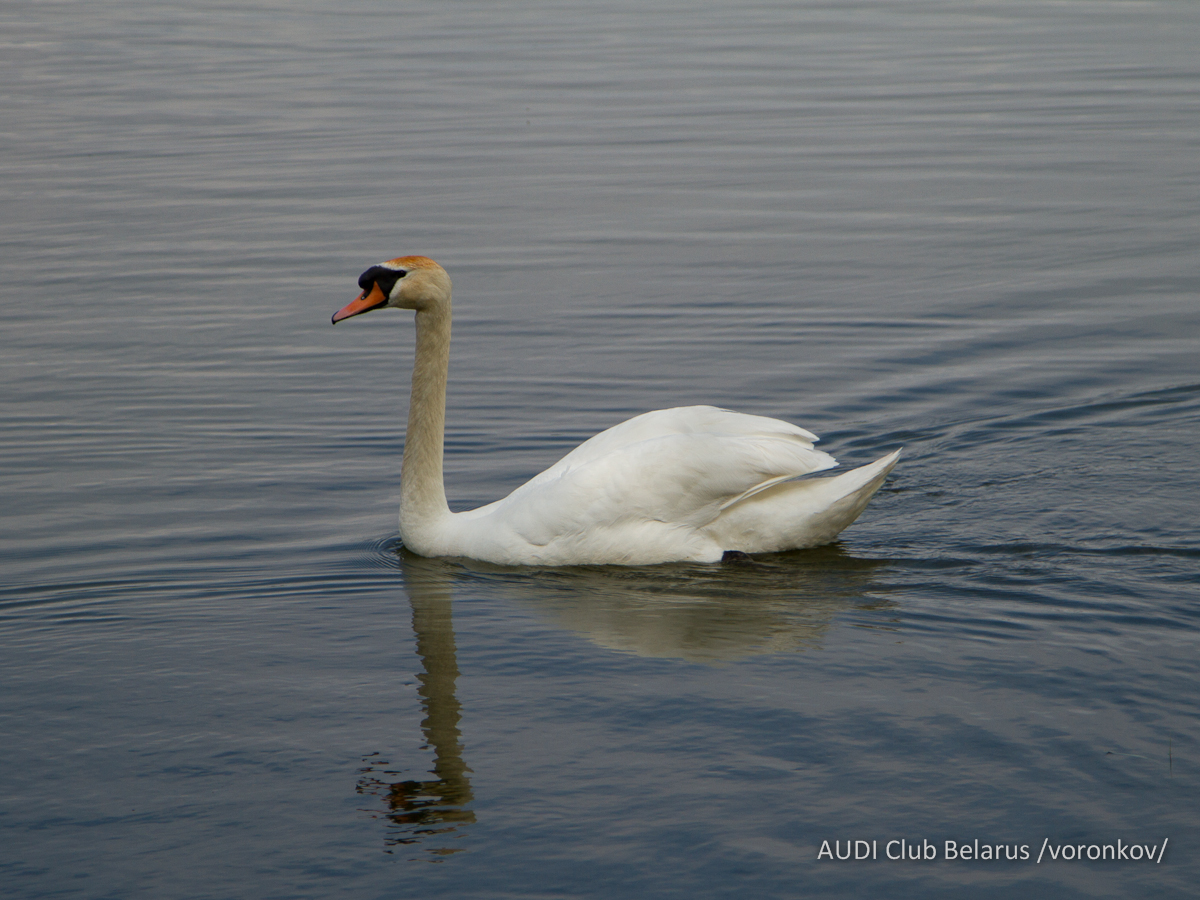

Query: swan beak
left=332, top=282, right=388, bottom=324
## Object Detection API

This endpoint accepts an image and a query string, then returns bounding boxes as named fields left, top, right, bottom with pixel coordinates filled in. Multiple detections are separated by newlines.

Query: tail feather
left=709, top=449, right=901, bottom=553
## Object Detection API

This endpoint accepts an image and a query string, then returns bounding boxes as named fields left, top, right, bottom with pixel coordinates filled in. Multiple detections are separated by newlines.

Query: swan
left=332, top=255, right=899, bottom=566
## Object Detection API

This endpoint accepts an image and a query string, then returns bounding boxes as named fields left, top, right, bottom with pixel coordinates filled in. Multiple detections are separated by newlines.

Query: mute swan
left=333, top=256, right=899, bottom=566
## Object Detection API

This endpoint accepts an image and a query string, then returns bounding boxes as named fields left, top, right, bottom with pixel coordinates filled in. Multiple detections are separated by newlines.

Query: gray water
left=2, top=1, right=1199, bottom=897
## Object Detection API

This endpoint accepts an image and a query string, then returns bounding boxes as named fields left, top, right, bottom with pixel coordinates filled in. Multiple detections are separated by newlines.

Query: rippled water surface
left=3, top=1, right=1199, bottom=897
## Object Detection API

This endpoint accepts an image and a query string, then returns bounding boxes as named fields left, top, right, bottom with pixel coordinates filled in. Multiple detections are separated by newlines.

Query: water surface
left=2, top=1, right=1198, bottom=897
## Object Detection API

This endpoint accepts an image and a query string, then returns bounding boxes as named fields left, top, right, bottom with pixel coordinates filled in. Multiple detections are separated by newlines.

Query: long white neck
left=399, top=302, right=453, bottom=550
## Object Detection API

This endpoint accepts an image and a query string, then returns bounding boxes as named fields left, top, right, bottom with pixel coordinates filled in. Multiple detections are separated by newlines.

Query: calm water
left=2, top=1, right=1199, bottom=897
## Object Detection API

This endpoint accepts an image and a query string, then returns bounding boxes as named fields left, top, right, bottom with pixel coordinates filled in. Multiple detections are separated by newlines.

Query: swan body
left=333, top=256, right=899, bottom=566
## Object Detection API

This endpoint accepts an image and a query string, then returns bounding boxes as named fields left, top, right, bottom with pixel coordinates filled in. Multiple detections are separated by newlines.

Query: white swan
left=333, top=256, right=899, bottom=566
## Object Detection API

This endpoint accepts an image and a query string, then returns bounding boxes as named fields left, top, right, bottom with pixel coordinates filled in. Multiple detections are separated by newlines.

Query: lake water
left=2, top=0, right=1198, bottom=897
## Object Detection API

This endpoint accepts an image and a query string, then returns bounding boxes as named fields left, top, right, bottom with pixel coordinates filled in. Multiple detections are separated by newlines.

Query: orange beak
left=331, top=282, right=388, bottom=324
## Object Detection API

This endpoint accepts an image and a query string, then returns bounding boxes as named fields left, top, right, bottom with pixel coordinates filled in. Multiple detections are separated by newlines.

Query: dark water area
left=2, top=1, right=1198, bottom=897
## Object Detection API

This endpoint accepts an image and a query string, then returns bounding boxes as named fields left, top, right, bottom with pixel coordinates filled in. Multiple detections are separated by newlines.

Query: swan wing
left=455, top=416, right=839, bottom=563
left=524, top=406, right=825, bottom=489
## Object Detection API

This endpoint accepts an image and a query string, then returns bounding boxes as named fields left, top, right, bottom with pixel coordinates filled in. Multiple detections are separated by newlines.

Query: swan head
left=331, top=255, right=451, bottom=324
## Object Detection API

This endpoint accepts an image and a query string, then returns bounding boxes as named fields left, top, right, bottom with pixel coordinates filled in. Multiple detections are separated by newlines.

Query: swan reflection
left=361, top=545, right=890, bottom=851
left=461, top=545, right=893, bottom=663
left=357, top=557, right=475, bottom=856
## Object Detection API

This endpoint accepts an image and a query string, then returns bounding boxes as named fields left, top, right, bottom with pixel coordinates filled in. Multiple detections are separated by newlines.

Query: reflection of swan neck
left=401, top=304, right=452, bottom=544
left=411, top=594, right=471, bottom=796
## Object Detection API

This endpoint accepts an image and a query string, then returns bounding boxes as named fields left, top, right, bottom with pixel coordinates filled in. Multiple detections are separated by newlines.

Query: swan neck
left=401, top=304, right=452, bottom=535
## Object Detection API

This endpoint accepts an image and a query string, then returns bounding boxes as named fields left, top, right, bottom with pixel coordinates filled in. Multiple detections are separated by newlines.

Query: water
left=2, top=0, right=1198, bottom=896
